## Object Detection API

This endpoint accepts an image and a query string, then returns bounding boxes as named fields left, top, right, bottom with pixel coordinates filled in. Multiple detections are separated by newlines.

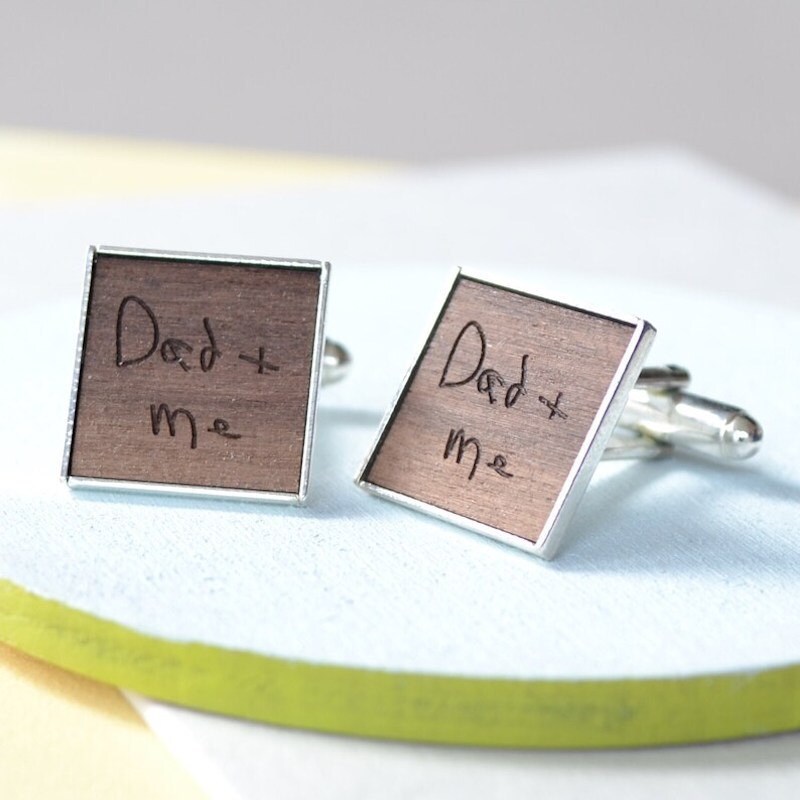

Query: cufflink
left=63, top=246, right=347, bottom=504
left=356, top=269, right=762, bottom=559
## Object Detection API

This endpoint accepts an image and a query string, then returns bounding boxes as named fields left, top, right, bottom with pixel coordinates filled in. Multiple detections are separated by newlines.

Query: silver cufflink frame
left=62, top=246, right=339, bottom=505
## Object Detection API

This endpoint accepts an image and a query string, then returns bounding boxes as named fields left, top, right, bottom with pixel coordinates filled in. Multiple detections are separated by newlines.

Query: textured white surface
left=3, top=149, right=800, bottom=799
left=2, top=150, right=800, bottom=680
left=0, top=264, right=798, bottom=679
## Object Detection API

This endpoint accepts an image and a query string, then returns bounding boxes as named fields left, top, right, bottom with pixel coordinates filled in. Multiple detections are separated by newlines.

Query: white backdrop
left=0, top=2, right=798, bottom=195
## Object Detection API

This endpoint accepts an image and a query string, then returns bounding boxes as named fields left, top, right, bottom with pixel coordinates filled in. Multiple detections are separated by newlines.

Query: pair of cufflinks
left=63, top=247, right=761, bottom=560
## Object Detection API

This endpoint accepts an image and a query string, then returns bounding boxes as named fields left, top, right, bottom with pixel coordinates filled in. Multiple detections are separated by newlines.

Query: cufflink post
left=604, top=365, right=763, bottom=461
left=321, top=340, right=352, bottom=386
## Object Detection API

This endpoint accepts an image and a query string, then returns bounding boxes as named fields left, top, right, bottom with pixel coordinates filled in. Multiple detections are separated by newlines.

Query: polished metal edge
left=359, top=481, right=543, bottom=555
left=356, top=267, right=656, bottom=559
left=296, top=260, right=330, bottom=504
left=66, top=476, right=300, bottom=504
left=61, top=245, right=97, bottom=481
left=95, top=245, right=323, bottom=270
left=63, top=246, right=328, bottom=506
left=535, top=317, right=656, bottom=559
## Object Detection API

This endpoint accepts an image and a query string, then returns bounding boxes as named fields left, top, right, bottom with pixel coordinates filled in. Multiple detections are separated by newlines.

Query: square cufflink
left=357, top=269, right=655, bottom=558
left=357, top=269, right=761, bottom=559
left=63, top=246, right=330, bottom=504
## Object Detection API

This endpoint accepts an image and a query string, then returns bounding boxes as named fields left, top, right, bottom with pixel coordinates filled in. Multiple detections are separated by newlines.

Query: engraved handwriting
left=116, top=295, right=224, bottom=373
left=505, top=354, right=528, bottom=409
left=160, top=338, right=193, bottom=371
left=439, top=321, right=486, bottom=389
left=439, top=321, right=565, bottom=420
left=116, top=295, right=159, bottom=367
left=477, top=369, right=504, bottom=404
left=439, top=321, right=529, bottom=409
left=538, top=391, right=567, bottom=420
left=444, top=428, right=481, bottom=480
left=150, top=403, right=198, bottom=450
left=115, top=296, right=280, bottom=381
left=435, top=318, right=574, bottom=485
left=200, top=318, right=221, bottom=372
left=443, top=428, right=513, bottom=481
left=238, top=347, right=280, bottom=375
left=487, top=454, right=513, bottom=478
left=208, top=418, right=242, bottom=439
left=149, top=403, right=243, bottom=450
left=116, top=295, right=280, bottom=456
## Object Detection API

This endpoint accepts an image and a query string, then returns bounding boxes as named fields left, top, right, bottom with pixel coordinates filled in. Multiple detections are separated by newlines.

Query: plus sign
left=538, top=391, right=567, bottom=420
left=238, top=347, right=279, bottom=375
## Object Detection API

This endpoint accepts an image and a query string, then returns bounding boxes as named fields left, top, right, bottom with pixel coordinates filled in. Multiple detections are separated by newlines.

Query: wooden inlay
left=67, top=250, right=325, bottom=498
left=361, top=274, right=643, bottom=544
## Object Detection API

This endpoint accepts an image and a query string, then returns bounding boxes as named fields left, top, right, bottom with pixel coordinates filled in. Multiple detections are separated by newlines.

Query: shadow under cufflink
left=557, top=455, right=800, bottom=575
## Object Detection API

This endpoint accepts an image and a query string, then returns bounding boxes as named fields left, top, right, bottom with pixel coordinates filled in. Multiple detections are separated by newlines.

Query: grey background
left=1, top=1, right=798, bottom=196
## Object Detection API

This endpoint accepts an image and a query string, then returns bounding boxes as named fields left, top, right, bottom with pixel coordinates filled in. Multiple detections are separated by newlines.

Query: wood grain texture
left=363, top=276, right=636, bottom=542
left=68, top=252, right=322, bottom=495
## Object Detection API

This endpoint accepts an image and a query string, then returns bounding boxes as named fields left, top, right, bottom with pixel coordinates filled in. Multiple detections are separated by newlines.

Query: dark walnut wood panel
left=362, top=276, right=638, bottom=543
left=68, top=252, right=322, bottom=496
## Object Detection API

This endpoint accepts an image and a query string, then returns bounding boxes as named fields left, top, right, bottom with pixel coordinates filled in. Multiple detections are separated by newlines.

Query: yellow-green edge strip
left=1, top=578, right=798, bottom=748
